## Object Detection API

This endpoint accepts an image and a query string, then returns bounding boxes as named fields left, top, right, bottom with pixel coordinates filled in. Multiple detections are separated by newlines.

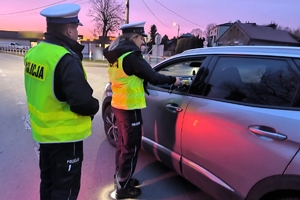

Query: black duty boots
left=114, top=178, right=139, bottom=189
left=115, top=178, right=141, bottom=199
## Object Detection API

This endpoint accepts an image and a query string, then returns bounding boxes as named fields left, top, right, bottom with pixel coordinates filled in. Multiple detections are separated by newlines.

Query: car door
left=142, top=56, right=211, bottom=174
left=180, top=55, right=300, bottom=198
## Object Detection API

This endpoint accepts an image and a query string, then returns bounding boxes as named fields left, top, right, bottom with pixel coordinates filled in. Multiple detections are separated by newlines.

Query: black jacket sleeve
left=123, top=52, right=176, bottom=85
left=54, top=54, right=99, bottom=116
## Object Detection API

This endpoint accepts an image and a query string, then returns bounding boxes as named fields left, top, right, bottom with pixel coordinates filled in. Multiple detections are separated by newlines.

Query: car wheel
left=261, top=191, right=300, bottom=200
left=273, top=197, right=300, bottom=200
left=103, top=104, right=118, bottom=147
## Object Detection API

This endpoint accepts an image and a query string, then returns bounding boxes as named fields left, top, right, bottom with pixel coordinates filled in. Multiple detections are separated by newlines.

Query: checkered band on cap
left=122, top=27, right=145, bottom=34
left=46, top=16, right=81, bottom=25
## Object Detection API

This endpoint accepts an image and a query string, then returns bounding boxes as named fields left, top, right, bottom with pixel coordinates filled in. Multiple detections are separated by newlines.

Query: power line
left=141, top=0, right=171, bottom=29
left=154, top=0, right=205, bottom=28
left=72, top=0, right=89, bottom=5
left=0, top=0, right=88, bottom=20
left=0, top=0, right=67, bottom=15
left=72, top=0, right=85, bottom=3
left=0, top=11, right=39, bottom=20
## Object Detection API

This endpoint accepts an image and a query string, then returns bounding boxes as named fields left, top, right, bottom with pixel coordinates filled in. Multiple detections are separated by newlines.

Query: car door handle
left=248, top=125, right=287, bottom=141
left=166, top=104, right=183, bottom=112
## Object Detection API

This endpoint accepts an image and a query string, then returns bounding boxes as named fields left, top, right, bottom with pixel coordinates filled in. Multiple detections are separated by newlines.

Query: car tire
left=261, top=191, right=300, bottom=200
left=273, top=197, right=300, bottom=200
left=103, top=104, right=118, bottom=147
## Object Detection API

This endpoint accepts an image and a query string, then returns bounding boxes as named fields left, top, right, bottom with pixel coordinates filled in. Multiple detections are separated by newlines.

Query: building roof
left=180, top=33, right=194, bottom=38
left=0, top=30, right=45, bottom=40
left=237, top=22, right=299, bottom=44
left=218, top=22, right=233, bottom=26
left=0, top=30, right=19, bottom=39
left=209, top=23, right=233, bottom=32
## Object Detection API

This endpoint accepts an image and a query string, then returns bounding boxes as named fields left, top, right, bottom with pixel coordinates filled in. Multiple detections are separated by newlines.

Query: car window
left=157, top=61, right=201, bottom=77
left=203, top=56, right=300, bottom=107
left=149, top=58, right=206, bottom=92
left=294, top=59, right=300, bottom=69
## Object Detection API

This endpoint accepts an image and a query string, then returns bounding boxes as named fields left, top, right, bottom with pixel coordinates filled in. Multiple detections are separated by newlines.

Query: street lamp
left=125, top=0, right=129, bottom=23
left=173, top=22, right=180, bottom=38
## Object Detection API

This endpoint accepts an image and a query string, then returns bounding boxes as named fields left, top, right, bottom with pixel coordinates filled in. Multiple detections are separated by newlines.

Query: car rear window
left=204, top=56, right=299, bottom=107
left=294, top=59, right=300, bottom=69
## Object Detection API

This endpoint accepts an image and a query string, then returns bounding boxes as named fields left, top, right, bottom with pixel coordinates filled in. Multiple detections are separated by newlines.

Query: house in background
left=180, top=33, right=194, bottom=38
left=217, top=22, right=300, bottom=46
left=163, top=39, right=177, bottom=56
left=208, top=22, right=233, bottom=47
left=0, top=30, right=44, bottom=47
left=0, top=29, right=117, bottom=59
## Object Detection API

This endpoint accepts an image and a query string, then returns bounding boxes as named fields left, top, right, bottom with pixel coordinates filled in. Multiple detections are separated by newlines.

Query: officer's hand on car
left=174, top=77, right=182, bottom=86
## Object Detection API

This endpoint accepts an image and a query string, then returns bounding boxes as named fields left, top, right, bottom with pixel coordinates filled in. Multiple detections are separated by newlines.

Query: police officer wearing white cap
left=24, top=3, right=99, bottom=200
left=103, top=22, right=181, bottom=199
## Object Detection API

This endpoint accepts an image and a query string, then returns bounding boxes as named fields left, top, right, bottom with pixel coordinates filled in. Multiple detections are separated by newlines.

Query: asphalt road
left=0, top=52, right=216, bottom=200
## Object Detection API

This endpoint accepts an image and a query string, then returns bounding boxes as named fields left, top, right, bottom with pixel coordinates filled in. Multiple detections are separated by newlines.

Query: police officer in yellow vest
left=103, top=21, right=181, bottom=199
left=24, top=3, right=99, bottom=200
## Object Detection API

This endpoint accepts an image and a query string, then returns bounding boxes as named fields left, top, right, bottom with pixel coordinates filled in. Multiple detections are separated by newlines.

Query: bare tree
left=203, top=23, right=216, bottom=38
left=277, top=25, right=292, bottom=32
left=277, top=25, right=300, bottom=41
left=87, top=0, right=125, bottom=38
left=88, top=28, right=98, bottom=39
left=190, top=28, right=203, bottom=37
left=293, top=28, right=300, bottom=37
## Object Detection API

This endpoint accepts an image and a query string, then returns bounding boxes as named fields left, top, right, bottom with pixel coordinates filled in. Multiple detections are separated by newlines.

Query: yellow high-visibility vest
left=108, top=51, right=146, bottom=110
left=24, top=42, right=92, bottom=143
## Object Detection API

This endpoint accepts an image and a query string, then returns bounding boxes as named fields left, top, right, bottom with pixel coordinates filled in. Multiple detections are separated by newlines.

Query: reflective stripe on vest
left=108, top=51, right=146, bottom=110
left=24, top=42, right=91, bottom=143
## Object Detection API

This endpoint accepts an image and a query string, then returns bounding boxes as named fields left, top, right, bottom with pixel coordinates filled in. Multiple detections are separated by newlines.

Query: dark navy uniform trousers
left=112, top=107, right=143, bottom=188
left=39, top=141, right=83, bottom=200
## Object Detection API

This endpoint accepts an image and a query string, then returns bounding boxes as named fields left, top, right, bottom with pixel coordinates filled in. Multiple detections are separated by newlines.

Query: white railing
left=0, top=45, right=31, bottom=55
left=143, top=54, right=167, bottom=66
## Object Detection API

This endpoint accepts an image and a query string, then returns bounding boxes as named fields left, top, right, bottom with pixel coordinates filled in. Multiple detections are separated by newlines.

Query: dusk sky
left=0, top=0, right=299, bottom=39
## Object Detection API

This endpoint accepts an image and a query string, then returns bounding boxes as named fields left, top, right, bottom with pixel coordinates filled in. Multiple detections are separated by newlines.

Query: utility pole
left=126, top=0, right=129, bottom=24
left=173, top=23, right=180, bottom=38
left=177, top=24, right=180, bottom=38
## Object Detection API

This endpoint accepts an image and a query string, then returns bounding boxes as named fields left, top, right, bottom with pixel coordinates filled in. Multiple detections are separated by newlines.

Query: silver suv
left=102, top=46, right=300, bottom=200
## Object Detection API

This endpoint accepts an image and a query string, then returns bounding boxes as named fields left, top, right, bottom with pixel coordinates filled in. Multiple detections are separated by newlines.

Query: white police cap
left=40, top=3, right=83, bottom=26
left=120, top=21, right=147, bottom=37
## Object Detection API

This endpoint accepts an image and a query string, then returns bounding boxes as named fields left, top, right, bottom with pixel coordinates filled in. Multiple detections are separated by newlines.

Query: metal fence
left=143, top=54, right=167, bottom=66
left=0, top=45, right=31, bottom=55
left=0, top=45, right=168, bottom=66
